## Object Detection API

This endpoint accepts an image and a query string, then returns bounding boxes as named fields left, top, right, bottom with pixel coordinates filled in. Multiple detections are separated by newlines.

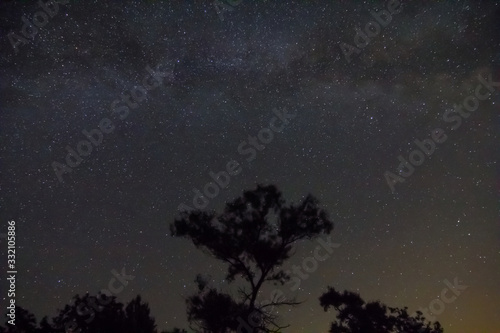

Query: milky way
left=0, top=1, right=499, bottom=332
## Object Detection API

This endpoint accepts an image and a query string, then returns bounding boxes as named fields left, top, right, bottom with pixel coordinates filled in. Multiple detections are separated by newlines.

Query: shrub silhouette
left=0, top=294, right=157, bottom=333
left=319, top=287, right=444, bottom=333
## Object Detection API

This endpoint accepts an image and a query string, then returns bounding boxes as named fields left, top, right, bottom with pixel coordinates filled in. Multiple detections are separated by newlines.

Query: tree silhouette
left=0, top=293, right=159, bottom=333
left=1, top=306, right=37, bottom=333
left=319, top=287, right=444, bottom=333
left=46, top=293, right=126, bottom=333
left=184, top=274, right=249, bottom=332
left=124, top=295, right=157, bottom=333
left=38, top=316, right=57, bottom=333
left=171, top=184, right=334, bottom=332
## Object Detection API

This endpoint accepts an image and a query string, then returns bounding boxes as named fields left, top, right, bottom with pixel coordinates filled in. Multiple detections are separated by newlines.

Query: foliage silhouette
left=125, top=295, right=157, bottom=333
left=0, top=184, right=446, bottom=333
left=171, top=184, right=334, bottom=332
left=47, top=293, right=126, bottom=333
left=161, top=329, right=188, bottom=333
left=1, top=306, right=37, bottom=333
left=319, top=287, right=443, bottom=333
left=0, top=294, right=157, bottom=333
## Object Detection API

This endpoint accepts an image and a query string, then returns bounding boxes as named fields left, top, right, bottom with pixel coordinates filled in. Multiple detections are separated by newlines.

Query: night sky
left=0, top=0, right=499, bottom=332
